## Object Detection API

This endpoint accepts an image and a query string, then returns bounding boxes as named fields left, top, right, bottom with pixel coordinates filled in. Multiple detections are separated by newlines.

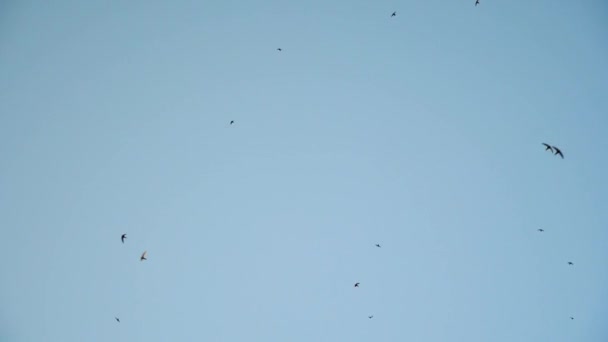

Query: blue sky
left=1, top=1, right=607, bottom=341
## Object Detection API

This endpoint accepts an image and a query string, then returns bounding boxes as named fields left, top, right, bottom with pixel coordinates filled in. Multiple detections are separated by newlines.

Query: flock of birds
left=108, top=4, right=581, bottom=328
left=113, top=233, right=146, bottom=323
left=542, top=143, right=564, bottom=159
left=346, top=143, right=571, bottom=320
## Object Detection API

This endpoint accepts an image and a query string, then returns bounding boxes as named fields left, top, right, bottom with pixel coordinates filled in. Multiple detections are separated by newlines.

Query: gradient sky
left=1, top=1, right=607, bottom=341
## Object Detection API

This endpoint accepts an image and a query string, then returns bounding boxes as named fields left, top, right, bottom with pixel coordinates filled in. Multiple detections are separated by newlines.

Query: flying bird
left=475, top=0, right=480, bottom=6
left=121, top=234, right=127, bottom=243
left=277, top=48, right=282, bottom=51
left=140, top=251, right=147, bottom=261
left=368, top=315, right=374, bottom=319
left=391, top=11, right=396, bottom=17
left=230, top=120, right=234, bottom=125
left=568, top=261, right=574, bottom=265
left=570, top=317, right=574, bottom=320
left=354, top=282, right=360, bottom=287
left=537, top=229, right=544, bottom=232
left=115, top=317, right=120, bottom=323
left=542, top=143, right=554, bottom=153
left=553, top=146, right=564, bottom=159
left=375, top=244, right=381, bottom=248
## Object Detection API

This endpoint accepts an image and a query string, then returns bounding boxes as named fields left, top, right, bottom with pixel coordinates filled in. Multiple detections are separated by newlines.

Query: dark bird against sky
left=121, top=234, right=127, bottom=243
left=375, top=244, right=381, bottom=248
left=140, top=251, right=147, bottom=261
left=538, top=229, right=544, bottom=232
left=354, top=282, right=360, bottom=287
left=568, top=261, right=574, bottom=265
left=115, top=317, right=120, bottom=323
left=553, top=146, right=564, bottom=159
left=277, top=48, right=282, bottom=51
left=230, top=120, right=234, bottom=125
left=368, top=315, right=374, bottom=319
left=391, top=11, right=396, bottom=17
left=542, top=143, right=554, bottom=153
left=475, top=0, right=480, bottom=6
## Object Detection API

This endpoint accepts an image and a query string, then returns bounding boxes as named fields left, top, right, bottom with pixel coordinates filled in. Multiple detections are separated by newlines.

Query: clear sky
left=1, top=1, right=607, bottom=341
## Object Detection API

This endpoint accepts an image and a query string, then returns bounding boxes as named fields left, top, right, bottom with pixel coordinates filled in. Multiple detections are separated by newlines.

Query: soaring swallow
left=391, top=11, right=396, bottom=17
left=553, top=146, right=564, bottom=159
left=537, top=229, right=544, bottom=232
left=568, top=261, right=574, bottom=266
left=121, top=234, right=127, bottom=243
left=140, top=251, right=148, bottom=261
left=354, top=282, right=360, bottom=287
left=570, top=316, right=574, bottom=320
left=375, top=244, right=381, bottom=248
left=542, top=143, right=554, bottom=153
left=277, top=48, right=282, bottom=51
left=230, top=120, right=234, bottom=125
left=115, top=317, right=120, bottom=323
left=368, top=315, right=374, bottom=319
left=475, top=0, right=480, bottom=6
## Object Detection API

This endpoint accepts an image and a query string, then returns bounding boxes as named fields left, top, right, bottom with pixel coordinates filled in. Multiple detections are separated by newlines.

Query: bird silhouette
left=391, top=11, right=396, bottom=17
left=121, top=234, right=127, bottom=243
left=475, top=0, right=480, bottom=6
left=375, top=244, right=381, bottom=248
left=568, top=261, right=574, bottom=265
left=542, top=143, right=554, bottom=153
left=140, top=251, right=147, bottom=261
left=553, top=146, right=564, bottom=159
left=277, top=48, right=282, bottom=51
left=115, top=317, right=120, bottom=323
left=230, top=120, right=234, bottom=125
left=570, top=317, right=574, bottom=320
left=368, top=315, right=374, bottom=319
left=537, top=229, right=544, bottom=232
left=354, top=282, right=360, bottom=287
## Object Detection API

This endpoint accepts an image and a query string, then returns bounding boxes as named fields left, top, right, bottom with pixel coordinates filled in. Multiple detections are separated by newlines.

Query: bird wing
left=141, top=251, right=147, bottom=259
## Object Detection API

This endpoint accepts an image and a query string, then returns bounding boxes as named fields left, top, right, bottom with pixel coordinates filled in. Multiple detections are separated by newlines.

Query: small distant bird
left=230, top=120, right=234, bottom=125
left=368, top=315, right=374, bottom=319
left=115, top=317, right=120, bottom=323
left=354, top=282, right=360, bottom=287
left=553, top=146, right=564, bottom=159
left=475, top=0, right=480, bottom=6
left=277, top=48, right=282, bottom=51
left=537, top=229, right=544, bottom=232
left=375, top=244, right=381, bottom=248
left=391, top=11, right=396, bottom=17
left=121, top=234, right=127, bottom=243
left=542, top=143, right=554, bottom=153
left=570, top=317, right=574, bottom=320
left=140, top=251, right=147, bottom=261
left=568, top=261, right=574, bottom=265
